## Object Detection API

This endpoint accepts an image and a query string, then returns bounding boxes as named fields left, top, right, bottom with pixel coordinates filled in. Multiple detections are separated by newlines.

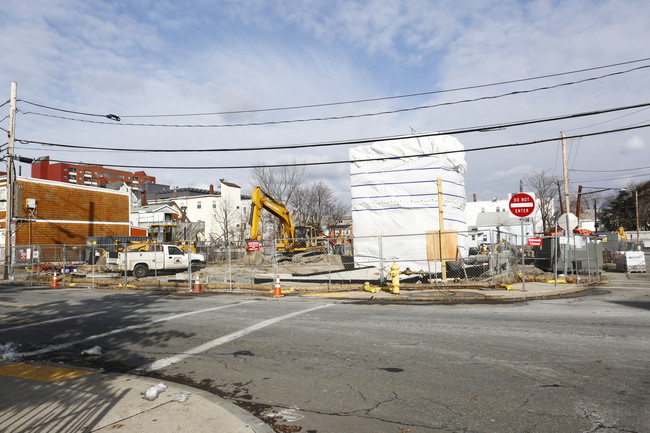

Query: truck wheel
left=190, top=261, right=203, bottom=272
left=133, top=263, right=149, bottom=279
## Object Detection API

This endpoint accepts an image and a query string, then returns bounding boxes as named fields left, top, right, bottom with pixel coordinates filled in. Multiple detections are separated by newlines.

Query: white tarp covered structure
left=349, top=135, right=468, bottom=273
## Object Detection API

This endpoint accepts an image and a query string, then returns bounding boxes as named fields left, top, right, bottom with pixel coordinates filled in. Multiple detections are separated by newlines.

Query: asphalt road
left=1, top=269, right=648, bottom=433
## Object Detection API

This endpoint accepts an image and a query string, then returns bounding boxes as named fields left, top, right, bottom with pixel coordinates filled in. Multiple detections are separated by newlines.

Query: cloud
left=489, top=164, right=535, bottom=181
left=621, top=136, right=647, bottom=153
left=2, top=0, right=649, bottom=206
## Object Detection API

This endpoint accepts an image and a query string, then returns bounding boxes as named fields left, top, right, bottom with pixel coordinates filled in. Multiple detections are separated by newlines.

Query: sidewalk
left=0, top=361, right=273, bottom=433
left=298, top=280, right=595, bottom=302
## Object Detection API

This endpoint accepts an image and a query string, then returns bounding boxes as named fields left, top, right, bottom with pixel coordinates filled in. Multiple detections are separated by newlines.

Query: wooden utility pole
left=437, top=178, right=446, bottom=280
left=575, top=185, right=583, bottom=226
left=4, top=82, right=17, bottom=279
left=635, top=190, right=640, bottom=245
left=556, top=180, right=564, bottom=215
left=561, top=132, right=571, bottom=215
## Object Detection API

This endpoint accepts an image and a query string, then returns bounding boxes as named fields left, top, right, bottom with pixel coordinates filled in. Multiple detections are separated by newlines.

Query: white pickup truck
left=105, top=244, right=206, bottom=278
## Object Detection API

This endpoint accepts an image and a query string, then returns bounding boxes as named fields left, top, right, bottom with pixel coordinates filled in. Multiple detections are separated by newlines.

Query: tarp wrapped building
left=349, top=135, right=468, bottom=273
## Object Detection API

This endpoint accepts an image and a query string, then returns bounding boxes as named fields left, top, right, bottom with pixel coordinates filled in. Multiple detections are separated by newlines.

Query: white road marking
left=132, top=303, right=333, bottom=373
left=18, top=301, right=256, bottom=357
left=0, top=312, right=104, bottom=333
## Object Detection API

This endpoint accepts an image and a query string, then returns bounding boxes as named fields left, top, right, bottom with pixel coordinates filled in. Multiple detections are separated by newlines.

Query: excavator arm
left=249, top=187, right=296, bottom=251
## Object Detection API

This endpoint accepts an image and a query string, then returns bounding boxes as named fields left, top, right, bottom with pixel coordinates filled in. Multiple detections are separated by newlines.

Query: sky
left=1, top=0, right=649, bottom=207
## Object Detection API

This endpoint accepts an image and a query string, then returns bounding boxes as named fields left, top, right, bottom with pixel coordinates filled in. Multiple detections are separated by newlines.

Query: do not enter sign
left=509, top=193, right=536, bottom=218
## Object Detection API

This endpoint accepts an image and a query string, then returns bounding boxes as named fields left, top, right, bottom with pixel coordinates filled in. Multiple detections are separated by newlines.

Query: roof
left=220, top=180, right=241, bottom=188
left=475, top=212, right=520, bottom=227
left=134, top=203, right=178, bottom=214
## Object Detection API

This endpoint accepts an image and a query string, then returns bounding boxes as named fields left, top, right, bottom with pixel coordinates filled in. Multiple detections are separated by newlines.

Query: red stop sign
left=509, top=193, right=535, bottom=217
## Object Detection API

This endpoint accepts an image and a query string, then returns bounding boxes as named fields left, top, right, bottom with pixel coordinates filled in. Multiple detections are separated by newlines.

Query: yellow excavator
left=248, top=187, right=323, bottom=253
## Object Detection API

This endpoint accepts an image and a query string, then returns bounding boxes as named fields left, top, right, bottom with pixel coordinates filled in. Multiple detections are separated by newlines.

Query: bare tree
left=250, top=165, right=349, bottom=238
left=291, top=181, right=349, bottom=231
left=250, top=163, right=305, bottom=206
left=249, top=163, right=305, bottom=241
left=524, top=170, right=560, bottom=234
left=212, top=194, right=240, bottom=245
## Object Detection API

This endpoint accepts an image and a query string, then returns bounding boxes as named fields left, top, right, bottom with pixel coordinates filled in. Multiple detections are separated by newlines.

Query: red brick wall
left=1, top=178, right=130, bottom=245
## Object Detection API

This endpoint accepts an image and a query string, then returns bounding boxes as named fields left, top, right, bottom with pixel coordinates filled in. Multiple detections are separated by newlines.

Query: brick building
left=0, top=176, right=131, bottom=247
left=30, top=156, right=155, bottom=190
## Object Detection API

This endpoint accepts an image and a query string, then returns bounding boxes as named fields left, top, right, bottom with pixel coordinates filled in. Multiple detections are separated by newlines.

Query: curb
left=122, top=372, right=274, bottom=433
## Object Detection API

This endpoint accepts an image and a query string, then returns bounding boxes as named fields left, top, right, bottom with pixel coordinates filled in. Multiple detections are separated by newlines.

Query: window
left=197, top=201, right=202, bottom=209
left=213, top=201, right=217, bottom=209
left=167, top=246, right=184, bottom=255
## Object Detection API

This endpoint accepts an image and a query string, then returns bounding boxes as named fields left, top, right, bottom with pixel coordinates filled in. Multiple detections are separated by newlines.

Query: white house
left=144, top=180, right=244, bottom=244
left=465, top=194, right=545, bottom=250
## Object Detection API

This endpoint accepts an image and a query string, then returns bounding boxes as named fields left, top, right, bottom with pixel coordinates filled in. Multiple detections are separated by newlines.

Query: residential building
left=139, top=180, right=244, bottom=244
left=0, top=176, right=131, bottom=262
left=327, top=216, right=353, bottom=240
left=465, top=194, right=546, bottom=249
left=30, top=156, right=155, bottom=191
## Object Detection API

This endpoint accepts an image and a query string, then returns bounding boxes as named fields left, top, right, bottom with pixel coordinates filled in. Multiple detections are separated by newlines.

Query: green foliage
left=599, top=180, right=649, bottom=232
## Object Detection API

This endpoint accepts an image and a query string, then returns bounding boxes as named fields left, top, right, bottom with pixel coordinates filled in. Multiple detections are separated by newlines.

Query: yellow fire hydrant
left=389, top=263, right=400, bottom=294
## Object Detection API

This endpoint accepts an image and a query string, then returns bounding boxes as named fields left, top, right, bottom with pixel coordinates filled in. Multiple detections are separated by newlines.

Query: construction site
left=3, top=135, right=644, bottom=293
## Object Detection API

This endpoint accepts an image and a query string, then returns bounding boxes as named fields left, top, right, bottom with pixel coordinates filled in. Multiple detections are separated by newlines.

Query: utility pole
left=4, top=82, right=17, bottom=279
left=561, top=132, right=571, bottom=215
left=555, top=180, right=564, bottom=214
left=575, top=185, right=583, bottom=226
left=635, top=190, right=640, bottom=246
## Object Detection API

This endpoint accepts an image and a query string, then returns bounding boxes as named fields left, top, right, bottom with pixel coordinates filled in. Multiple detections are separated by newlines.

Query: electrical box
left=26, top=198, right=37, bottom=209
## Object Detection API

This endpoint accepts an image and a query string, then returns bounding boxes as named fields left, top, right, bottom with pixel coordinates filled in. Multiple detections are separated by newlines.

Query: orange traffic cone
left=273, top=274, right=283, bottom=297
left=193, top=276, right=201, bottom=293
left=51, top=271, right=59, bottom=288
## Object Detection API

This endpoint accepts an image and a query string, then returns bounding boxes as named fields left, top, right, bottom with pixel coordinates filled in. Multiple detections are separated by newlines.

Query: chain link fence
left=0, top=229, right=621, bottom=290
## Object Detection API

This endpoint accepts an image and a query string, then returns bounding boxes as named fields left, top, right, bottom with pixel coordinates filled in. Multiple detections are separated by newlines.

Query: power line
left=563, top=106, right=650, bottom=132
left=14, top=100, right=120, bottom=121
left=40, top=123, right=650, bottom=171
left=17, top=57, right=650, bottom=119
left=571, top=165, right=650, bottom=173
left=18, top=102, right=650, bottom=153
left=18, top=65, right=650, bottom=128
left=571, top=172, right=650, bottom=183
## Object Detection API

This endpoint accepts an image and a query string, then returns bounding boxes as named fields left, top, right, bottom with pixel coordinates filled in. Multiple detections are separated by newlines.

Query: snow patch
left=0, top=342, right=21, bottom=361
